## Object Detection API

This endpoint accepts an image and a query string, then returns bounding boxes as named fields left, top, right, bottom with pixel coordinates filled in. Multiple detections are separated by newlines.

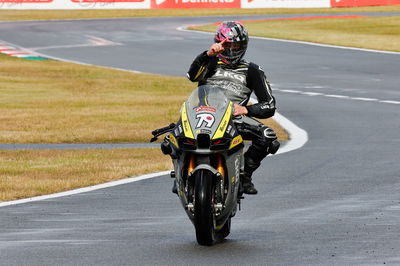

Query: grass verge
left=0, top=148, right=171, bottom=201
left=192, top=15, right=400, bottom=52
left=0, top=6, right=399, bottom=21
left=0, top=54, right=287, bottom=143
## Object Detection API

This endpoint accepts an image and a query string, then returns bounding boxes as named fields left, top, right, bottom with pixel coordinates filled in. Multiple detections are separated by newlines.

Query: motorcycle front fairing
left=165, top=85, right=244, bottom=228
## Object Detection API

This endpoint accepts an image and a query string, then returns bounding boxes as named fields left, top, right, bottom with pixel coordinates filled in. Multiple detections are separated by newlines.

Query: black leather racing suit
left=187, top=51, right=280, bottom=182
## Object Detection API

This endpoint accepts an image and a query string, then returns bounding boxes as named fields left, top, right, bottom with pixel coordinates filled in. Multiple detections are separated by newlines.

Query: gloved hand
left=207, top=40, right=225, bottom=57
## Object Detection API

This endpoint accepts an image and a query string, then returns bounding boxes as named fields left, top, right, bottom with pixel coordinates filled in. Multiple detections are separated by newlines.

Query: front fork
left=184, top=153, right=226, bottom=216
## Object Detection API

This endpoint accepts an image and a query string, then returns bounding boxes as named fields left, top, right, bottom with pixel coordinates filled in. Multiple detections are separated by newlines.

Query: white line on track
left=251, top=35, right=400, bottom=55
left=26, top=35, right=122, bottom=51
left=274, top=112, right=308, bottom=155
left=275, top=88, right=400, bottom=105
left=0, top=171, right=170, bottom=208
left=352, top=97, right=379, bottom=102
left=301, top=92, right=324, bottom=96
left=379, top=100, right=400, bottom=105
left=325, top=94, right=350, bottom=99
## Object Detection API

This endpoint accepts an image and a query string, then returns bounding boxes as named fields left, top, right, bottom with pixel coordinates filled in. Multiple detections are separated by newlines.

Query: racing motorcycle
left=151, top=85, right=247, bottom=246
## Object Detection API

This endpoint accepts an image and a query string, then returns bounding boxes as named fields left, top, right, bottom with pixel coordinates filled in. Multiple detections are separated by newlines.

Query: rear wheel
left=194, top=170, right=215, bottom=246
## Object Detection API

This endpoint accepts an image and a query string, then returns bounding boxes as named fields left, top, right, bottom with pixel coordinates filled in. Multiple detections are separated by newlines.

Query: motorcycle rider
left=187, top=21, right=280, bottom=195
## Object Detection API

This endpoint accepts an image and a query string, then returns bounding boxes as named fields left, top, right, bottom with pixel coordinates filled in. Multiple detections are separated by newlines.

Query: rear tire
left=194, top=170, right=215, bottom=246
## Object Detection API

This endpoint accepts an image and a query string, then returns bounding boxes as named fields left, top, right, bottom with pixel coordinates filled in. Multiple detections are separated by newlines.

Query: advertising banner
left=241, top=0, right=330, bottom=8
left=0, top=0, right=150, bottom=8
left=0, top=0, right=52, bottom=2
left=71, top=0, right=147, bottom=3
left=331, top=0, right=400, bottom=7
left=151, top=0, right=240, bottom=9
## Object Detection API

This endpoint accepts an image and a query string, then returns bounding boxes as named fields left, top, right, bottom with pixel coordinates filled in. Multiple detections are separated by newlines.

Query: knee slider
left=256, top=127, right=279, bottom=155
left=262, top=127, right=277, bottom=140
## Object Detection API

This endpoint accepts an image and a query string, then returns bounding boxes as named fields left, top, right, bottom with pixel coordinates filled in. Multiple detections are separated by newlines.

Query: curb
left=0, top=42, right=48, bottom=60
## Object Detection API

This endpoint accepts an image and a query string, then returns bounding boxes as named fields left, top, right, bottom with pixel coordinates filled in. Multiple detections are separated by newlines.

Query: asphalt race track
left=1, top=13, right=400, bottom=265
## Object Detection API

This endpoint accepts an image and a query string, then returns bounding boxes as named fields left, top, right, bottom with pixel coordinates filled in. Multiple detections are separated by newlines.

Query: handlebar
left=150, top=123, right=176, bottom=142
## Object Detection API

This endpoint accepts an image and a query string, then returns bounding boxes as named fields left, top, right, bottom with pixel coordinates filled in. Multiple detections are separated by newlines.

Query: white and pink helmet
left=214, top=21, right=249, bottom=66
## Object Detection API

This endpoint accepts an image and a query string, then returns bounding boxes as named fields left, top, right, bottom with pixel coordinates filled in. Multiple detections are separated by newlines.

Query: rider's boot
left=241, top=146, right=266, bottom=195
left=241, top=172, right=258, bottom=195
left=172, top=180, right=178, bottom=194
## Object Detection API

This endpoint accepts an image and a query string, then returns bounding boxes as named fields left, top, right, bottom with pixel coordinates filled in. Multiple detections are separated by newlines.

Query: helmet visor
left=220, top=40, right=247, bottom=64
left=222, top=41, right=241, bottom=50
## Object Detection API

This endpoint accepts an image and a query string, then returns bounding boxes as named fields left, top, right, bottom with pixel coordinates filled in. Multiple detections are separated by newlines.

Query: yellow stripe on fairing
left=212, top=101, right=232, bottom=140
left=181, top=102, right=194, bottom=139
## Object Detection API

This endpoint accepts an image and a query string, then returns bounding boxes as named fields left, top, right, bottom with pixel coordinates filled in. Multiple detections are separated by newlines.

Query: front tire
left=194, top=170, right=215, bottom=246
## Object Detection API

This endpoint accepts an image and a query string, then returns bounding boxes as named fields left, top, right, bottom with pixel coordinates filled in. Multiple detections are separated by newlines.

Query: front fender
left=190, top=164, right=220, bottom=177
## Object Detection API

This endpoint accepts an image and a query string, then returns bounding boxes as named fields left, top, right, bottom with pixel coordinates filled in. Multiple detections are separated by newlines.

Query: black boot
left=172, top=180, right=178, bottom=194
left=241, top=173, right=258, bottom=195
left=242, top=147, right=264, bottom=195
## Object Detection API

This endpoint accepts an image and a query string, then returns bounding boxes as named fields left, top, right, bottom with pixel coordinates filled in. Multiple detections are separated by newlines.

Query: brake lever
left=150, top=123, right=176, bottom=142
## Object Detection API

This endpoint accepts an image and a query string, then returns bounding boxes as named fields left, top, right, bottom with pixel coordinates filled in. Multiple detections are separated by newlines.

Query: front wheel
left=194, top=170, right=215, bottom=246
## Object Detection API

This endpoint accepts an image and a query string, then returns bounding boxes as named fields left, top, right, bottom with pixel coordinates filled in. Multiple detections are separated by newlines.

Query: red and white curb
left=0, top=43, right=47, bottom=60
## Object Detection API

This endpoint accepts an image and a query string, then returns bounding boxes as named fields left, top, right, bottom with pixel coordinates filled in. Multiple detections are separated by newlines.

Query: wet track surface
left=0, top=13, right=400, bottom=265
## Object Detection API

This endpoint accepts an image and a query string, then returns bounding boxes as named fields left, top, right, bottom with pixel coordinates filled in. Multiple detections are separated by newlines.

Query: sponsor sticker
left=196, top=129, right=212, bottom=134
left=195, top=106, right=217, bottom=113
left=151, top=0, right=240, bottom=9
left=229, top=135, right=243, bottom=149
left=226, top=124, right=232, bottom=134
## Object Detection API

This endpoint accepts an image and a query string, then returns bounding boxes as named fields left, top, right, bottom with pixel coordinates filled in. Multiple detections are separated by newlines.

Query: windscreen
left=186, top=85, right=230, bottom=111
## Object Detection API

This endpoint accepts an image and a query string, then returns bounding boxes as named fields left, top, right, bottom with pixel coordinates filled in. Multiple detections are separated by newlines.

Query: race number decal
left=196, top=113, right=215, bottom=128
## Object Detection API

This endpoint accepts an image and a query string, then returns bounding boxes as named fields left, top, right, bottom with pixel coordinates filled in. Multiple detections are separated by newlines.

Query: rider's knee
left=262, top=126, right=277, bottom=140
left=254, top=126, right=280, bottom=155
